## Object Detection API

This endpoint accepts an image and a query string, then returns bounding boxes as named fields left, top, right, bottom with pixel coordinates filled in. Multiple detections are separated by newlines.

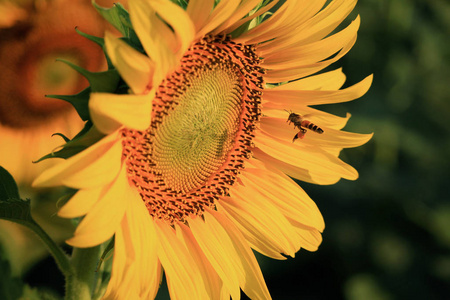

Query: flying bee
left=285, top=110, right=324, bottom=142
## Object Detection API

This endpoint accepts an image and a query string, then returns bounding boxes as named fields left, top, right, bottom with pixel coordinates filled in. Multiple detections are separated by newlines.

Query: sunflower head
left=120, top=34, right=266, bottom=223
left=33, top=0, right=373, bottom=299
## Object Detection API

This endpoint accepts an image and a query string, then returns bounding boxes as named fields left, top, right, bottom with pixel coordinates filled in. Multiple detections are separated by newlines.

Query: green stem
left=65, top=246, right=101, bottom=300
left=26, top=221, right=72, bottom=277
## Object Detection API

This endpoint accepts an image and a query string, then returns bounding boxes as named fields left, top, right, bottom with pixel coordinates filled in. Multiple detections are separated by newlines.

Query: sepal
left=34, top=121, right=103, bottom=163
left=93, top=1, right=141, bottom=49
left=93, top=1, right=131, bottom=37
left=75, top=27, right=114, bottom=70
left=47, top=87, right=91, bottom=121
left=54, top=59, right=120, bottom=93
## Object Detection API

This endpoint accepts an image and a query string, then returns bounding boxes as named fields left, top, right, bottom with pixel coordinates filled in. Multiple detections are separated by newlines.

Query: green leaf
left=47, top=87, right=90, bottom=121
left=0, top=167, right=19, bottom=201
left=55, top=60, right=120, bottom=93
left=93, top=1, right=132, bottom=38
left=0, top=199, right=34, bottom=226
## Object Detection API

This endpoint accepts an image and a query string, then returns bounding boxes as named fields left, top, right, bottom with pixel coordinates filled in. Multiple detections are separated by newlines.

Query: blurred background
left=257, top=0, right=450, bottom=299
left=1, top=0, right=449, bottom=299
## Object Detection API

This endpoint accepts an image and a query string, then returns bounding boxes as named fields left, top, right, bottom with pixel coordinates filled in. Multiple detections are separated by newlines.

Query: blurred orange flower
left=0, top=0, right=122, bottom=184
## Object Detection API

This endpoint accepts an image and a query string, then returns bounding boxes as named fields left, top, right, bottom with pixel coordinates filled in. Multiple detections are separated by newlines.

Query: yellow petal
left=254, top=130, right=359, bottom=181
left=237, top=1, right=326, bottom=45
left=61, top=141, right=122, bottom=189
left=278, top=68, right=347, bottom=91
left=129, top=0, right=177, bottom=82
left=212, top=0, right=262, bottom=34
left=58, top=186, right=103, bottom=218
left=223, top=0, right=279, bottom=35
left=189, top=210, right=272, bottom=300
left=218, top=183, right=300, bottom=258
left=197, top=0, right=240, bottom=38
left=294, top=227, right=323, bottom=252
left=264, top=75, right=373, bottom=108
left=294, top=0, right=358, bottom=45
left=234, top=2, right=291, bottom=44
left=187, top=0, right=214, bottom=32
left=252, top=147, right=341, bottom=185
left=176, top=223, right=224, bottom=300
left=260, top=116, right=373, bottom=149
left=103, top=219, right=138, bottom=299
left=264, top=34, right=356, bottom=82
left=258, top=0, right=356, bottom=53
left=127, top=199, right=161, bottom=299
left=149, top=0, right=195, bottom=55
left=102, top=227, right=139, bottom=300
left=188, top=215, right=240, bottom=300
left=89, top=91, right=154, bottom=134
left=32, top=133, right=121, bottom=189
left=241, top=164, right=325, bottom=231
left=65, top=167, right=130, bottom=247
left=262, top=108, right=352, bottom=130
left=217, top=203, right=288, bottom=260
left=155, top=221, right=210, bottom=300
left=262, top=16, right=360, bottom=68
left=104, top=31, right=154, bottom=94
left=103, top=197, right=161, bottom=299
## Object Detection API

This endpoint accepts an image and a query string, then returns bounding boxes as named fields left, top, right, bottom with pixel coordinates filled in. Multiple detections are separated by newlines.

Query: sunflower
left=33, top=0, right=373, bottom=298
left=0, top=0, right=121, bottom=184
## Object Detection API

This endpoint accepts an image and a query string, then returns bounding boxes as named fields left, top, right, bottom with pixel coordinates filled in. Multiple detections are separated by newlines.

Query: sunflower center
left=153, top=65, right=242, bottom=193
left=122, top=35, right=264, bottom=223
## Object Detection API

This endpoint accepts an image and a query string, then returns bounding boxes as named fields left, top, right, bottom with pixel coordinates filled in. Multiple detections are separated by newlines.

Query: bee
left=285, top=110, right=324, bottom=142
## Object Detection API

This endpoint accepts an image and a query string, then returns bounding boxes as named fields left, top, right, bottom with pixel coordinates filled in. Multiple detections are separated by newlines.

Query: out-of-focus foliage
left=254, top=0, right=450, bottom=299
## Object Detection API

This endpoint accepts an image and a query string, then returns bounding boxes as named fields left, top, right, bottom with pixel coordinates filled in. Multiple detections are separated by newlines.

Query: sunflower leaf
left=0, top=166, right=20, bottom=201
left=47, top=87, right=91, bottom=121
left=0, top=199, right=34, bottom=226
left=55, top=59, right=120, bottom=93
